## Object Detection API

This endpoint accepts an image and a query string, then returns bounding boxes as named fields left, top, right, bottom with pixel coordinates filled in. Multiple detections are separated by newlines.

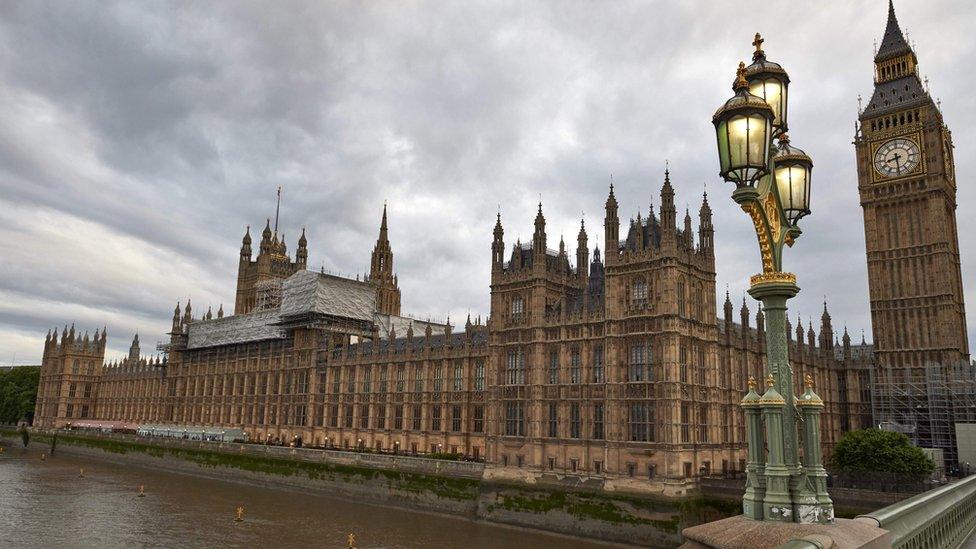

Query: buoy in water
left=234, top=506, right=245, bottom=522
left=138, top=485, right=146, bottom=497
left=78, top=468, right=84, bottom=478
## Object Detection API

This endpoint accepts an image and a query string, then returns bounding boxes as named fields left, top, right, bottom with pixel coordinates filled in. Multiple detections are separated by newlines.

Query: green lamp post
left=711, top=33, right=833, bottom=524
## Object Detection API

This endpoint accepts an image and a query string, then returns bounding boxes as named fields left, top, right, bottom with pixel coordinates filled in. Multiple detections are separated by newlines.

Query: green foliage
left=0, top=366, right=40, bottom=424
left=831, top=428, right=935, bottom=475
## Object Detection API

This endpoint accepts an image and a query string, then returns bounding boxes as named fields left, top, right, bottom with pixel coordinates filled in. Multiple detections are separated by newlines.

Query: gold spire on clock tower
left=855, top=0, right=968, bottom=375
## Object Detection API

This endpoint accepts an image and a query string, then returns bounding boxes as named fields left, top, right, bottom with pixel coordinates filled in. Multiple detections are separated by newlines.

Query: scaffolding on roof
left=872, top=362, right=976, bottom=467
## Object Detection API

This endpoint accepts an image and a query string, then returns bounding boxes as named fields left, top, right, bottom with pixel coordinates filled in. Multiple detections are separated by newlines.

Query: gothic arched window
left=677, top=279, right=687, bottom=316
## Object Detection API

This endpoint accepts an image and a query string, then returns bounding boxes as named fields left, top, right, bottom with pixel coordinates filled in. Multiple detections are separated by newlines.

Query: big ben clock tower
left=856, top=1, right=969, bottom=374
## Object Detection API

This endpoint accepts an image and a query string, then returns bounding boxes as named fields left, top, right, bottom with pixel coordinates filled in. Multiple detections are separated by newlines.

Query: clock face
left=874, top=138, right=921, bottom=178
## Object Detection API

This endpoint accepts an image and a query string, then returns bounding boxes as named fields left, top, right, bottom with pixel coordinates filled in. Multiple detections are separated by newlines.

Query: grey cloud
left=1, top=0, right=975, bottom=365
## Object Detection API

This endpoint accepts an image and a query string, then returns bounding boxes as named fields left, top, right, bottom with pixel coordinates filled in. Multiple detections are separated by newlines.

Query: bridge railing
left=855, top=473, right=976, bottom=548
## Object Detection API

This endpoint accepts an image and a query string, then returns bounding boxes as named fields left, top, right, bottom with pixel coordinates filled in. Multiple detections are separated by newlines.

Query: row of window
left=507, top=343, right=707, bottom=385
left=330, top=361, right=487, bottom=394
left=505, top=402, right=714, bottom=443
left=324, top=403, right=485, bottom=433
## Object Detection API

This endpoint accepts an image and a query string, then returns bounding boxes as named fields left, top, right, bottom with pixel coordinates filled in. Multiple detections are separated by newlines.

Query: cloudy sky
left=1, top=1, right=974, bottom=364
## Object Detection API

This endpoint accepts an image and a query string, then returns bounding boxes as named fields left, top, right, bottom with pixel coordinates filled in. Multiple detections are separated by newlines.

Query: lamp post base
left=680, top=515, right=889, bottom=549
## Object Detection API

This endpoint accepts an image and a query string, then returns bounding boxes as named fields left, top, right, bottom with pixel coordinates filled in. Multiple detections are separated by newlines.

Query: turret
left=183, top=299, right=193, bottom=326
left=172, top=302, right=182, bottom=334
left=795, top=315, right=805, bottom=348
left=683, top=208, right=693, bottom=249
left=842, top=326, right=852, bottom=359
left=241, top=226, right=252, bottom=261
left=370, top=204, right=401, bottom=316
left=260, top=219, right=273, bottom=255
left=699, top=191, right=714, bottom=255
left=819, top=301, right=834, bottom=352
left=723, top=290, right=734, bottom=324
left=660, top=169, right=677, bottom=246
left=587, top=246, right=605, bottom=309
left=217, top=304, right=224, bottom=319
left=296, top=228, right=308, bottom=268
left=532, top=203, right=546, bottom=258
left=604, top=184, right=619, bottom=266
left=740, top=297, right=750, bottom=332
left=492, top=212, right=505, bottom=272
left=128, top=333, right=140, bottom=362
left=576, top=219, right=588, bottom=280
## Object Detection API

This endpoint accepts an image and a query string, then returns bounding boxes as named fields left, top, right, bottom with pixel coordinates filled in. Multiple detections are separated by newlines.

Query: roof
left=374, top=314, right=446, bottom=339
left=875, top=1, right=912, bottom=62
left=862, top=74, right=930, bottom=118
left=279, top=270, right=375, bottom=321
left=187, top=270, right=379, bottom=350
left=349, top=325, right=489, bottom=355
left=187, top=309, right=284, bottom=349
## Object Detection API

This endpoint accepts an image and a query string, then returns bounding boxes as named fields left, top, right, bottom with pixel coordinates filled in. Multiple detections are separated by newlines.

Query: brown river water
left=0, top=443, right=620, bottom=549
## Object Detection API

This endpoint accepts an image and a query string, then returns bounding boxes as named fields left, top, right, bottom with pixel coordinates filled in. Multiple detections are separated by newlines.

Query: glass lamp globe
left=744, top=33, right=790, bottom=135
left=772, top=134, right=813, bottom=225
left=712, top=62, right=775, bottom=187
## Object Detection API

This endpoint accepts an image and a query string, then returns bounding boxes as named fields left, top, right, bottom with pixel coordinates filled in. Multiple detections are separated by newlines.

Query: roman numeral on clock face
left=874, top=138, right=920, bottom=178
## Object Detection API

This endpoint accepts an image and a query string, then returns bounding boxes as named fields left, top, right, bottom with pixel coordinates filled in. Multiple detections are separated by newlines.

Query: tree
left=0, top=366, right=40, bottom=425
left=831, top=428, right=935, bottom=475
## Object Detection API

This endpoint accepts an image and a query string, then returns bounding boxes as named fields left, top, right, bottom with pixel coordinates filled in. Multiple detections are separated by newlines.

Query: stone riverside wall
left=1, top=429, right=738, bottom=547
left=699, top=476, right=913, bottom=517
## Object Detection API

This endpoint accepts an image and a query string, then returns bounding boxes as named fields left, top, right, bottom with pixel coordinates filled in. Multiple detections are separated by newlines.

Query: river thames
left=0, top=445, right=619, bottom=548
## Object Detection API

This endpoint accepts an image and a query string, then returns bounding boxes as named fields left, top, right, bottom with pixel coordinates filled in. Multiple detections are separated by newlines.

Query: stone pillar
left=796, top=374, right=834, bottom=524
left=741, top=376, right=766, bottom=520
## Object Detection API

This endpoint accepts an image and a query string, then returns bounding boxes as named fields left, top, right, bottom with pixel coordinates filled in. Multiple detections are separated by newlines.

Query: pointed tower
left=576, top=219, right=589, bottom=281
left=171, top=302, right=182, bottom=334
left=492, top=211, right=505, bottom=273
left=660, top=169, right=677, bottom=248
left=856, top=0, right=969, bottom=370
left=699, top=191, right=714, bottom=256
left=296, top=228, right=308, bottom=268
left=128, top=333, right=140, bottom=363
left=682, top=208, right=693, bottom=249
left=370, top=204, right=402, bottom=316
left=241, top=226, right=252, bottom=261
left=819, top=301, right=834, bottom=352
left=260, top=219, right=273, bottom=255
left=604, top=183, right=619, bottom=266
left=532, top=202, right=547, bottom=261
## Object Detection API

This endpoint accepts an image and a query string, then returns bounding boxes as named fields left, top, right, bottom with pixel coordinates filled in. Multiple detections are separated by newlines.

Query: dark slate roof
left=187, top=309, right=284, bottom=349
left=348, top=326, right=489, bottom=356
left=374, top=314, right=446, bottom=339
left=279, top=270, right=375, bottom=321
left=875, top=1, right=912, bottom=62
left=862, top=74, right=930, bottom=118
left=625, top=217, right=662, bottom=252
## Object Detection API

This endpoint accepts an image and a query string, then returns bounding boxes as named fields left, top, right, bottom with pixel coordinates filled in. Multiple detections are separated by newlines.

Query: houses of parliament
left=32, top=2, right=968, bottom=489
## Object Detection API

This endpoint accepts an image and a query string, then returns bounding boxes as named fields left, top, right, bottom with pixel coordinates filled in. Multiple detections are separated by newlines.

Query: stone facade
left=855, top=1, right=969, bottom=375
left=33, top=174, right=873, bottom=489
